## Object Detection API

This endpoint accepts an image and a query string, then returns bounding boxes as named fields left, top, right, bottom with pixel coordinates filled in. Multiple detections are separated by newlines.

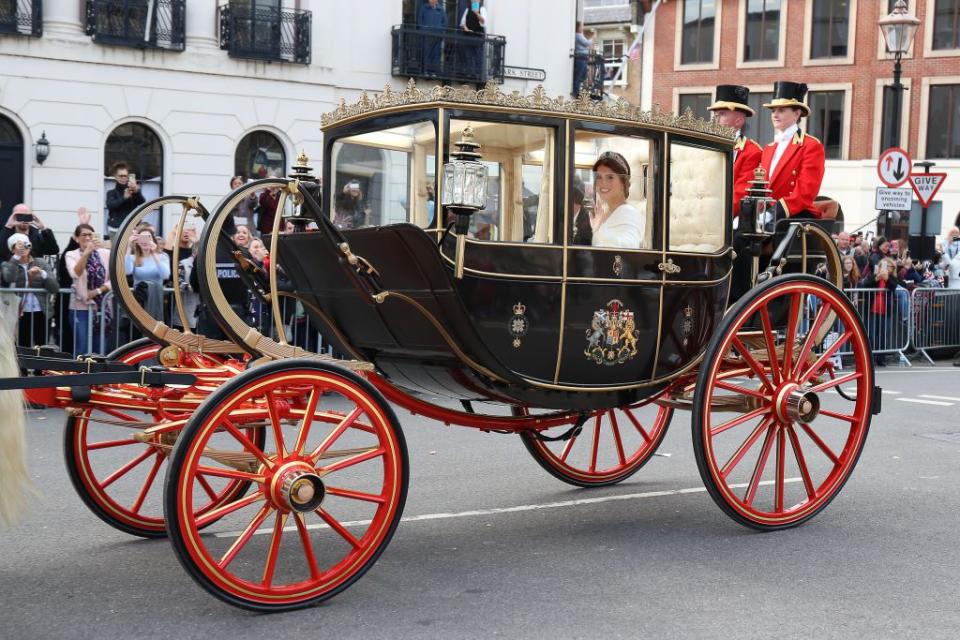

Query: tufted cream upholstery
left=669, top=144, right=726, bottom=253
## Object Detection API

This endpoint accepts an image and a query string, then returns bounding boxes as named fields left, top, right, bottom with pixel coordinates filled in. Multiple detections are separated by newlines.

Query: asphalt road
left=2, top=364, right=960, bottom=639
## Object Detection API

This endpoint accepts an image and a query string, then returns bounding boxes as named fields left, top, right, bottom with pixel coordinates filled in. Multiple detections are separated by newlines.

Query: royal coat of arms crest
left=584, top=299, right=639, bottom=365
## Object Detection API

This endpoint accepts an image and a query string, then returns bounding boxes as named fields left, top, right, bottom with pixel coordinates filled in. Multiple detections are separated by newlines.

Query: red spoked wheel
left=64, top=339, right=251, bottom=538
left=164, top=359, right=408, bottom=612
left=693, top=274, right=874, bottom=530
left=519, top=401, right=673, bottom=487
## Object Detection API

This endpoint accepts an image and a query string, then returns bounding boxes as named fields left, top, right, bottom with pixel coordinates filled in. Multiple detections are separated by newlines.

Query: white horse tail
left=0, top=321, right=29, bottom=526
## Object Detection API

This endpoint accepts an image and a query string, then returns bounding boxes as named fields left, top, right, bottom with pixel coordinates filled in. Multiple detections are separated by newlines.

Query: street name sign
left=875, top=187, right=912, bottom=211
left=503, top=66, right=547, bottom=81
left=877, top=147, right=912, bottom=187
left=908, top=173, right=947, bottom=208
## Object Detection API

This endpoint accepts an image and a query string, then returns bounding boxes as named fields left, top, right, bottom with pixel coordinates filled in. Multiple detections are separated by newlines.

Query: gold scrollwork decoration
left=658, top=259, right=682, bottom=275
left=321, top=79, right=735, bottom=139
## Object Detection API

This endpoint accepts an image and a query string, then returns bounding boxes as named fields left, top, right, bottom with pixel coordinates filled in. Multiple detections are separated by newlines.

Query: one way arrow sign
left=908, top=173, right=947, bottom=208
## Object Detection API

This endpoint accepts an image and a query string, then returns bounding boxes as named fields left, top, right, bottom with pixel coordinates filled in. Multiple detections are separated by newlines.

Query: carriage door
left=440, top=114, right=564, bottom=384
left=555, top=127, right=663, bottom=387
left=0, top=116, right=23, bottom=225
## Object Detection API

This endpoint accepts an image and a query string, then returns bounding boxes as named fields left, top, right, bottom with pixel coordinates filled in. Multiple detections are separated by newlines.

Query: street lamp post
left=878, top=0, right=920, bottom=150
left=878, top=0, right=920, bottom=242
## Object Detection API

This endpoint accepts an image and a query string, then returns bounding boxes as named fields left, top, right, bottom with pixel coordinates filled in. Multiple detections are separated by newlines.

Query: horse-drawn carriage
left=0, top=82, right=879, bottom=612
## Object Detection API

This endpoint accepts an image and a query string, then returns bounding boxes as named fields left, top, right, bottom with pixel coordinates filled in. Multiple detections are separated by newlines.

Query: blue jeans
left=573, top=56, right=587, bottom=95
left=71, top=309, right=101, bottom=356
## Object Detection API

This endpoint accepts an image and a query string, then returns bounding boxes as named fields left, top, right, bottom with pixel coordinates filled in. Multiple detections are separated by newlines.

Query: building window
left=745, top=91, right=775, bottom=144
left=810, top=0, right=850, bottom=59
left=602, top=38, right=625, bottom=60
left=681, top=0, right=716, bottom=65
left=879, top=85, right=904, bottom=151
left=103, top=122, right=164, bottom=229
left=0, top=116, right=24, bottom=225
left=807, top=90, right=845, bottom=159
left=679, top=93, right=713, bottom=120
left=744, top=0, right=781, bottom=61
left=926, top=84, right=960, bottom=158
left=235, top=130, right=286, bottom=180
left=933, top=0, right=960, bottom=50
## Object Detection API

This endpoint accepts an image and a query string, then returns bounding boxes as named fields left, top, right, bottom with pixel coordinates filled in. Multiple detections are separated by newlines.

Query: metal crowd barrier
left=1, top=286, right=332, bottom=359
left=908, top=288, right=960, bottom=365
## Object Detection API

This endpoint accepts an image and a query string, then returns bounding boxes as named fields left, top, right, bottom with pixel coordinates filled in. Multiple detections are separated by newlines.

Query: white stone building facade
left=0, top=0, right=580, bottom=244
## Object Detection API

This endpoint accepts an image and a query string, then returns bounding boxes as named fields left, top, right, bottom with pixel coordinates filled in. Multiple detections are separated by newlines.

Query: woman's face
left=880, top=241, right=890, bottom=254
left=842, top=257, right=854, bottom=273
left=234, top=225, right=250, bottom=246
left=249, top=239, right=267, bottom=261
left=136, top=231, right=155, bottom=251
left=594, top=165, right=625, bottom=204
left=231, top=177, right=243, bottom=190
left=76, top=228, right=95, bottom=250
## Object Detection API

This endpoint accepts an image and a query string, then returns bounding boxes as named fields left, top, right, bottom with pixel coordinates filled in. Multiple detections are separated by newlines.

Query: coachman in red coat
left=707, top=84, right=762, bottom=217
left=760, top=81, right=826, bottom=219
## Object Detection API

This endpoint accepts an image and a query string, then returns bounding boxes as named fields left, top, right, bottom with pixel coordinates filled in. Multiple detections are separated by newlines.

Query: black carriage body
left=280, top=96, right=735, bottom=410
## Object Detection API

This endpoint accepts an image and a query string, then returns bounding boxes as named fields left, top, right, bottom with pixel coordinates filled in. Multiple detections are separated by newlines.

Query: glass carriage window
left=330, top=121, right=437, bottom=229
left=571, top=131, right=655, bottom=250
left=669, top=143, right=726, bottom=253
left=448, top=119, right=556, bottom=243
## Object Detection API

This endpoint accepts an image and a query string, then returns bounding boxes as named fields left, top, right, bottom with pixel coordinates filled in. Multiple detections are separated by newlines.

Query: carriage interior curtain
left=532, top=132, right=553, bottom=244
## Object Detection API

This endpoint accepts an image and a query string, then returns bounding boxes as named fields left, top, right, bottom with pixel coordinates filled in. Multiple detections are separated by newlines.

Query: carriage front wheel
left=692, top=274, right=875, bottom=530
left=164, top=359, right=408, bottom=611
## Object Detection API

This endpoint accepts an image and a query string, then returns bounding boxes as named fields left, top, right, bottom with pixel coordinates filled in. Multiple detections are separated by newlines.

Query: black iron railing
left=573, top=52, right=605, bottom=100
left=219, top=3, right=311, bottom=65
left=0, top=0, right=42, bottom=37
left=85, top=0, right=185, bottom=51
left=391, top=24, right=505, bottom=85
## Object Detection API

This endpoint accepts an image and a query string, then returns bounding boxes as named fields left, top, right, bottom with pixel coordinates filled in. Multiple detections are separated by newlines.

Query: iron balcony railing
left=85, top=0, right=186, bottom=51
left=572, top=52, right=605, bottom=100
left=0, top=0, right=42, bottom=37
left=219, top=2, right=312, bottom=65
left=391, top=24, right=505, bottom=85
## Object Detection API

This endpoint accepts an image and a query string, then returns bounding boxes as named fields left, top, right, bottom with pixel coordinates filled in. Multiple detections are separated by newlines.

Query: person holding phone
left=1, top=233, right=59, bottom=347
left=105, top=161, right=145, bottom=239
left=1, top=203, right=60, bottom=261
left=65, top=224, right=112, bottom=355
left=460, top=0, right=487, bottom=84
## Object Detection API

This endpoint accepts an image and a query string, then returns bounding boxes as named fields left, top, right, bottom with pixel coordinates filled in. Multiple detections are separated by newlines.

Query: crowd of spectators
left=824, top=226, right=960, bottom=366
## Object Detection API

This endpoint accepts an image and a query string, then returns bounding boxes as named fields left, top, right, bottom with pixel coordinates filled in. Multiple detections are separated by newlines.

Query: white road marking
left=895, top=398, right=954, bottom=407
left=919, top=394, right=960, bottom=402
left=882, top=390, right=901, bottom=395
left=211, top=478, right=803, bottom=538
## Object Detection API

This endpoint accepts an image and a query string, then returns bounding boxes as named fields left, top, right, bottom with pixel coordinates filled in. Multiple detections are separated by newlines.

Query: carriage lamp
left=34, top=131, right=50, bottom=165
left=739, top=166, right=776, bottom=240
left=442, top=126, right=488, bottom=236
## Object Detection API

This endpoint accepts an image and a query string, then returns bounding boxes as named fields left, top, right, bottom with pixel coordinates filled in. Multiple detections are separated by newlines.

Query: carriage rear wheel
left=64, top=339, right=247, bottom=538
left=165, top=359, right=408, bottom=612
left=519, top=402, right=673, bottom=487
left=692, top=274, right=874, bottom=530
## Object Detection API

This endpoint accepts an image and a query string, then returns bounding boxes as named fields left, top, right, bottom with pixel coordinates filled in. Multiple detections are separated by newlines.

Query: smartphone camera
left=14, top=213, right=33, bottom=223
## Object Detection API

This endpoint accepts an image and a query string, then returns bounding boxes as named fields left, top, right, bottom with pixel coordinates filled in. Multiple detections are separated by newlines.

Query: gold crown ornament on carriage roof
left=321, top=79, right=736, bottom=139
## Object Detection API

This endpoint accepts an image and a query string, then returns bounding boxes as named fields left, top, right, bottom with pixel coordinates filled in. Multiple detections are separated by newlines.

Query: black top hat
left=707, top=85, right=755, bottom=116
left=763, top=81, right=810, bottom=117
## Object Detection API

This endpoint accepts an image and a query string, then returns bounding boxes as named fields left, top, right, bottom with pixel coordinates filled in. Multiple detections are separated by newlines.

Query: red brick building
left=644, top=0, right=960, bottom=232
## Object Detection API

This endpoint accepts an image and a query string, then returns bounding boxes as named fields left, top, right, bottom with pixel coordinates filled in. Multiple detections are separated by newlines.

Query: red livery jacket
left=733, top=135, right=763, bottom=217
left=760, top=130, right=826, bottom=217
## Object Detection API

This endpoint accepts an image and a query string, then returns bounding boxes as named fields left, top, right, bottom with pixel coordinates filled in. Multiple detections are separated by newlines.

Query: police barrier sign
left=875, top=187, right=912, bottom=211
